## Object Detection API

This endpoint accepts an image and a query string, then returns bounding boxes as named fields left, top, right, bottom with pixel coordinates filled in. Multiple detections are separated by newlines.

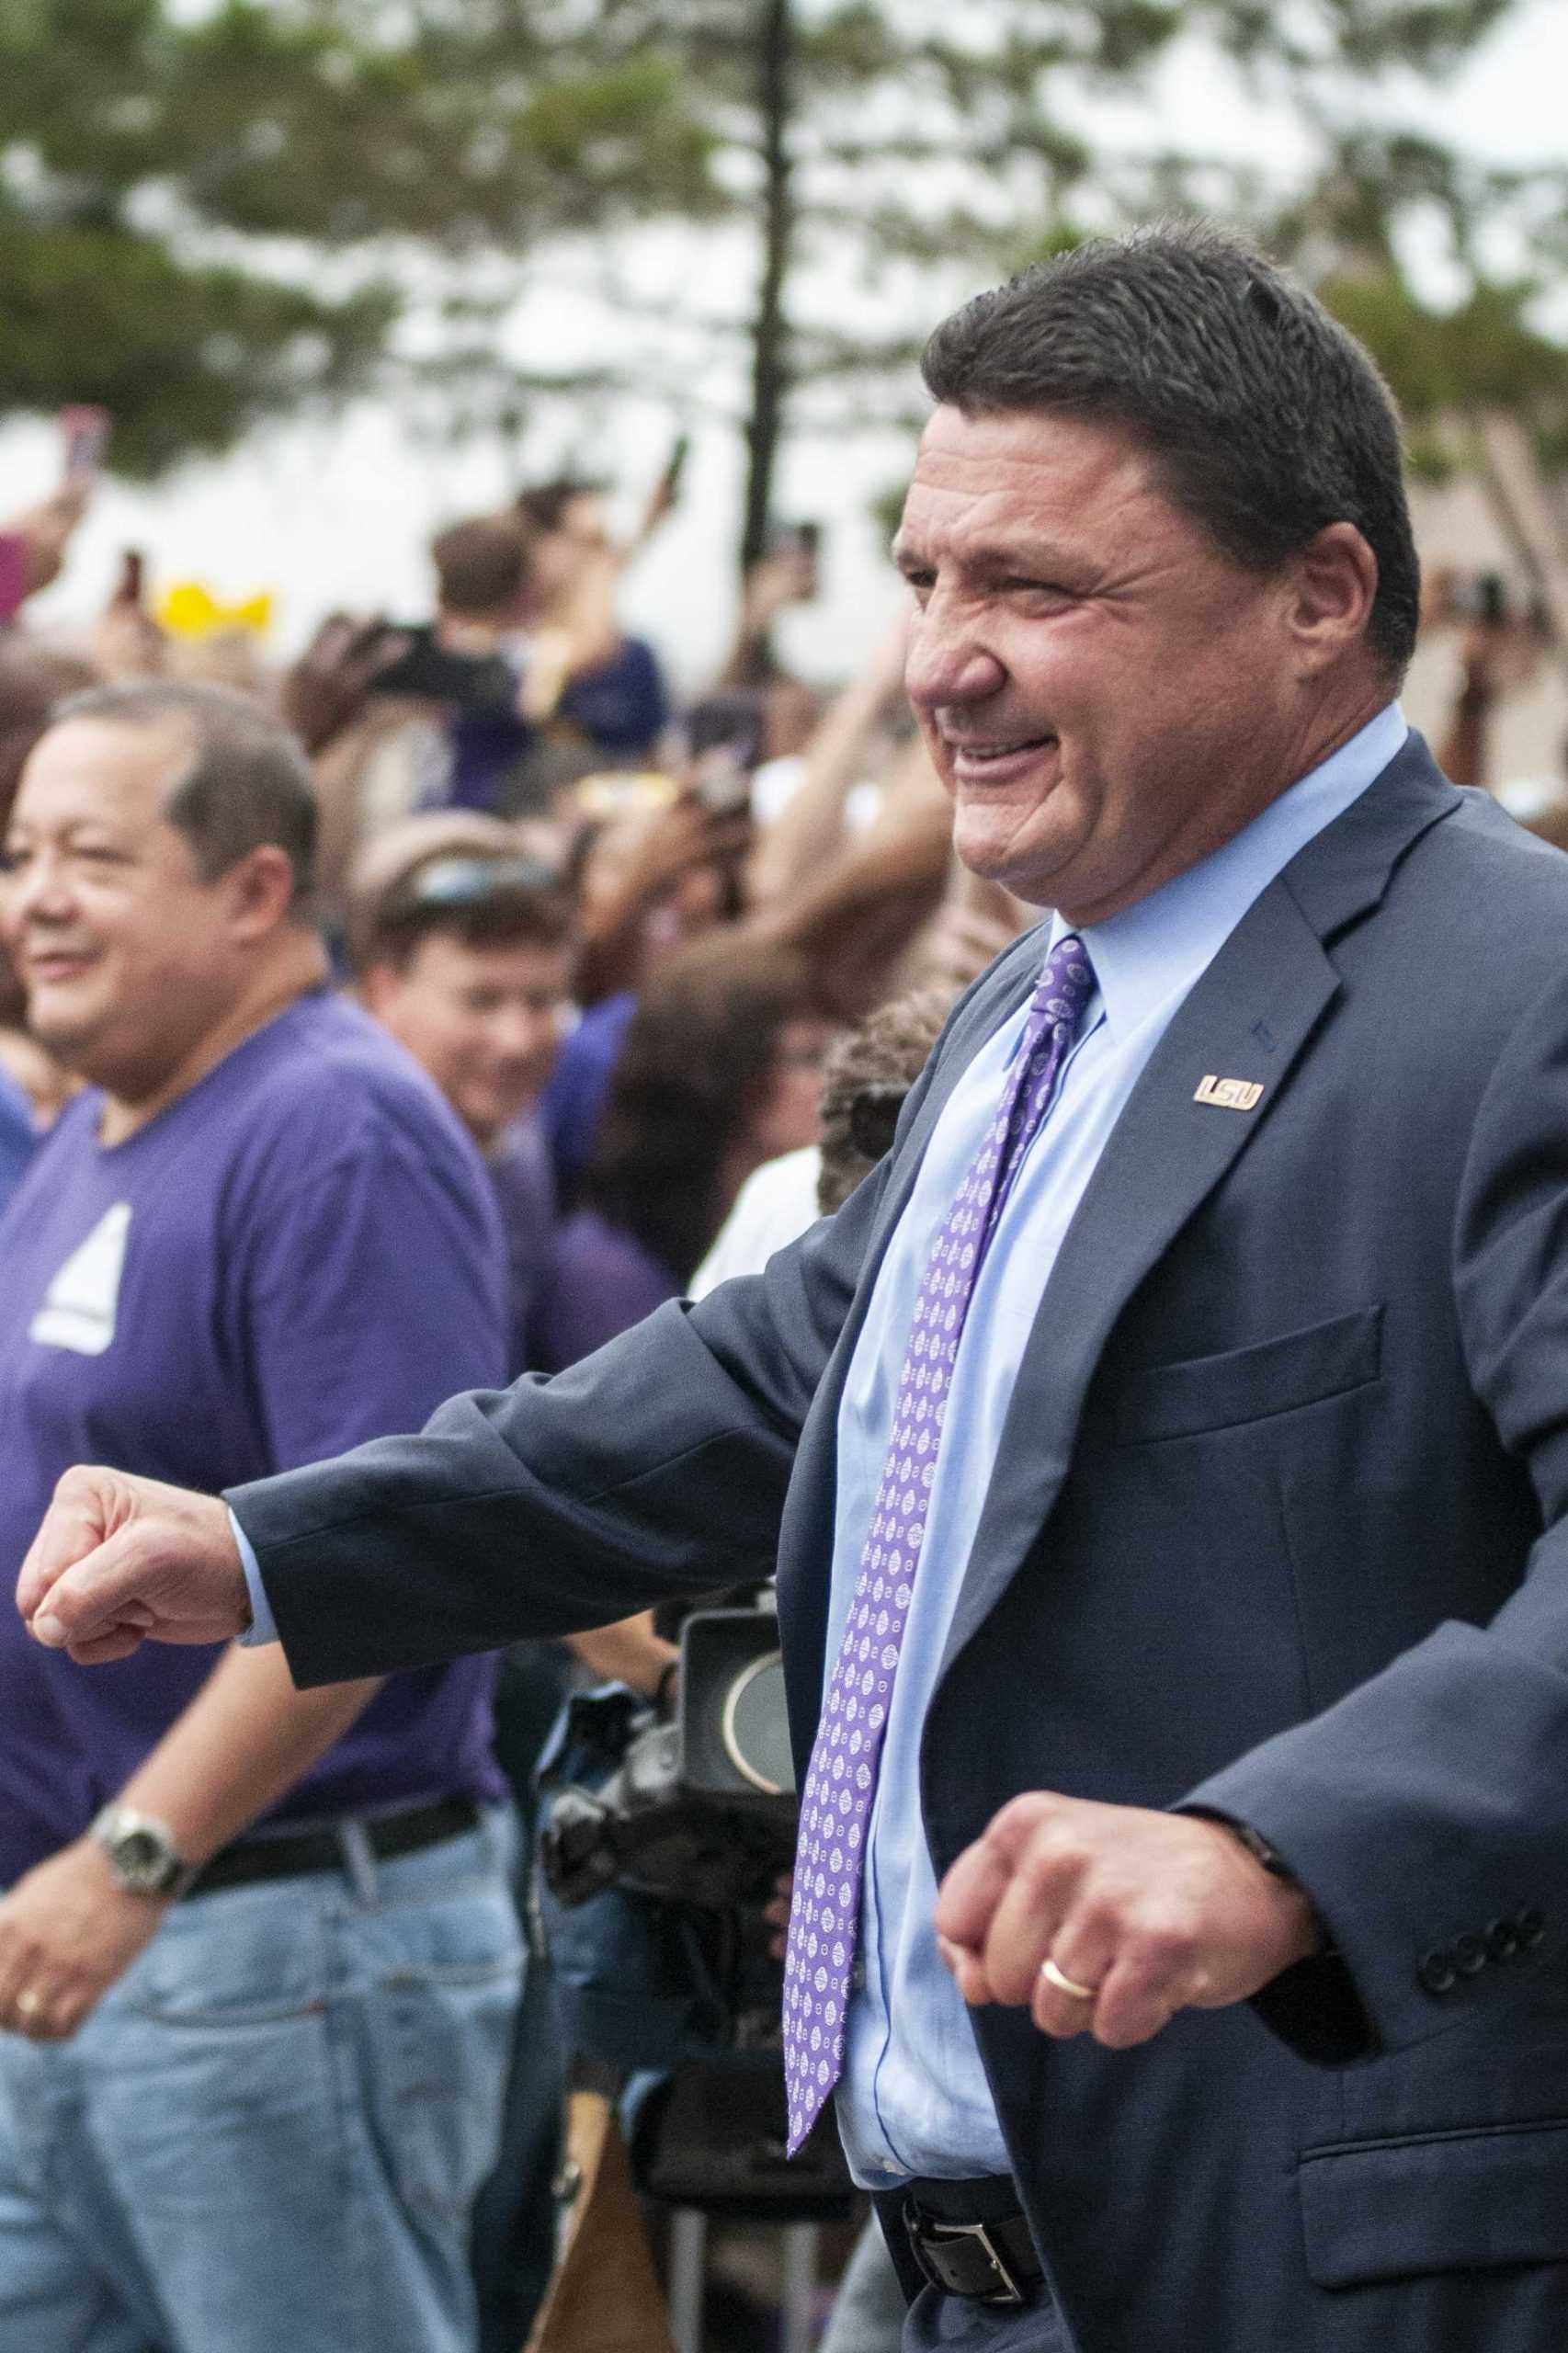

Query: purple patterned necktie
left=782, top=931, right=1097, bottom=2154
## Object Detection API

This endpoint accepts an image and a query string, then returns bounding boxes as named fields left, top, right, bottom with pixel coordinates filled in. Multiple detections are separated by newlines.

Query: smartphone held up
left=59, top=406, right=112, bottom=489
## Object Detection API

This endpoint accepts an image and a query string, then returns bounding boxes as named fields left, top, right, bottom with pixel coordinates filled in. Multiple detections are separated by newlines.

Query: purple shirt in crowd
left=0, top=1063, right=33, bottom=1218
left=531, top=1208, right=678, bottom=1372
left=434, top=639, right=671, bottom=814
left=0, top=989, right=508, bottom=1887
left=558, top=637, right=669, bottom=756
left=485, top=1111, right=557, bottom=1376
left=539, top=993, right=636, bottom=1193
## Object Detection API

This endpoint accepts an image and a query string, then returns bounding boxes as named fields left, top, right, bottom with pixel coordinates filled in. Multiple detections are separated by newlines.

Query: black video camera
left=540, top=1594, right=795, bottom=1916
left=534, top=1592, right=855, bottom=2217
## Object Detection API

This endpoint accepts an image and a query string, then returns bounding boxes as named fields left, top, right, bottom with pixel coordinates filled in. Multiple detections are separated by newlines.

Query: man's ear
left=223, top=843, right=300, bottom=940
left=1288, top=522, right=1380, bottom=677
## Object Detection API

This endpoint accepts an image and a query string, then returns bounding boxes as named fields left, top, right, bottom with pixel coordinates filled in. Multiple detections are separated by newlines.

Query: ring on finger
left=1040, top=1955, right=1099, bottom=2003
left=14, top=1989, right=44, bottom=2022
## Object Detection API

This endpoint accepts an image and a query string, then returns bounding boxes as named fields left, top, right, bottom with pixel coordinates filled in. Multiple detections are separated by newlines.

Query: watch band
left=1186, top=1809, right=1338, bottom=1957
left=1221, top=1819, right=1295, bottom=1879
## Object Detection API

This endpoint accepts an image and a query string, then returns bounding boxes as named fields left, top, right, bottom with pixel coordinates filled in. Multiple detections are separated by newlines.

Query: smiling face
left=363, top=929, right=573, bottom=1150
left=895, top=406, right=1368, bottom=925
left=0, top=715, right=255, bottom=1100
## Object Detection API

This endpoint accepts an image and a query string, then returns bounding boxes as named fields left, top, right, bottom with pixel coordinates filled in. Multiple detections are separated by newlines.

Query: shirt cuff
left=229, top=1509, right=278, bottom=1647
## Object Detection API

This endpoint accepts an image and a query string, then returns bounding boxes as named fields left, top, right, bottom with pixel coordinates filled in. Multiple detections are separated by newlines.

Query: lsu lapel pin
left=1194, top=1074, right=1265, bottom=1111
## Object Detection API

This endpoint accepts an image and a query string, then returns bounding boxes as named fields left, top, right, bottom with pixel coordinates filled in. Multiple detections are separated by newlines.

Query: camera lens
left=721, top=1651, right=794, bottom=1797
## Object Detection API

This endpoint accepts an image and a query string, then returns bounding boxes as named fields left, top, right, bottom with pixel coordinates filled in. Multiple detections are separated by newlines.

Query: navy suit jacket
left=236, top=735, right=1568, bottom=2349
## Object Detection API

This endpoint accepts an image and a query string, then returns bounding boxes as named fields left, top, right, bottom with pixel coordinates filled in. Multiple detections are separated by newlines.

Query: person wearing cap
left=357, top=834, right=574, bottom=1375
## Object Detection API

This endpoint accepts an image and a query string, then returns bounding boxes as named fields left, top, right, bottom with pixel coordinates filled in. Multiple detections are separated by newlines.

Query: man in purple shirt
left=0, top=681, right=517, bottom=2353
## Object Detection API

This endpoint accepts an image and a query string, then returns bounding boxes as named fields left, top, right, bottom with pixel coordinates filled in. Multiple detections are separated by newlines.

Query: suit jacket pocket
left=1300, top=2119, right=1568, bottom=2285
left=1114, top=1304, right=1383, bottom=1445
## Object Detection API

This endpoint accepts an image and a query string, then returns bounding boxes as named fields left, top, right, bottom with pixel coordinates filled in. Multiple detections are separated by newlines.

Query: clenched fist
left=934, top=1790, right=1321, bottom=2049
left=17, top=1466, right=250, bottom=1665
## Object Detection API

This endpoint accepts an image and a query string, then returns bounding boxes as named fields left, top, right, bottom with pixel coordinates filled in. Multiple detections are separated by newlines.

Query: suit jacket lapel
left=935, top=735, right=1462, bottom=1682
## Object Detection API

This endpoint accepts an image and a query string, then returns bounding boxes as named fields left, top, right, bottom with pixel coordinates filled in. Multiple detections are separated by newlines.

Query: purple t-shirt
left=539, top=993, right=636, bottom=1194
left=532, top=1208, right=678, bottom=1372
left=559, top=636, right=669, bottom=756
left=0, top=991, right=509, bottom=1885
left=0, top=1063, right=33, bottom=1218
left=486, top=1112, right=556, bottom=1377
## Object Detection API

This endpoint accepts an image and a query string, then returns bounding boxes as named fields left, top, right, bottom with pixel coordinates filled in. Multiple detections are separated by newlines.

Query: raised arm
left=19, top=1131, right=894, bottom=1685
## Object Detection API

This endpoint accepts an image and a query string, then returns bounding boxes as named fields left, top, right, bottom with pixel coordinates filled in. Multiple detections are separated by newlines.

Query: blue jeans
left=0, top=1806, right=522, bottom=2353
left=902, top=2284, right=1069, bottom=2351
left=821, top=2214, right=907, bottom=2353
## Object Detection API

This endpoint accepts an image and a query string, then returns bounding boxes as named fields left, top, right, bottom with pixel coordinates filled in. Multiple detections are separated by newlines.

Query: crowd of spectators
left=0, top=435, right=1563, bottom=2353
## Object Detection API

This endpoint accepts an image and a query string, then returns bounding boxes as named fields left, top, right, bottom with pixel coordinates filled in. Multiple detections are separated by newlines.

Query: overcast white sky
left=10, top=0, right=1567, bottom=688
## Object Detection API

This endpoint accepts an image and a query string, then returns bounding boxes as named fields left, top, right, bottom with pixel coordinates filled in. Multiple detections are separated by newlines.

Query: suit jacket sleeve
left=1184, top=957, right=1568, bottom=2063
left=227, top=1139, right=891, bottom=1688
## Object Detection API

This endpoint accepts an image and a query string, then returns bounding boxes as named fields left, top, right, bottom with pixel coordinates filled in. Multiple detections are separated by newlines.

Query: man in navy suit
left=21, top=222, right=1568, bottom=2350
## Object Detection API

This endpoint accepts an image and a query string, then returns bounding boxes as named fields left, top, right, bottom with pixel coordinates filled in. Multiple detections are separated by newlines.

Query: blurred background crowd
left=0, top=445, right=1038, bottom=1240
left=4, top=421, right=1567, bottom=1241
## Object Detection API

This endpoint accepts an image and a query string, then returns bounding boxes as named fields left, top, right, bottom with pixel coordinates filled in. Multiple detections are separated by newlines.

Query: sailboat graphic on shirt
left=28, top=1203, right=132, bottom=1356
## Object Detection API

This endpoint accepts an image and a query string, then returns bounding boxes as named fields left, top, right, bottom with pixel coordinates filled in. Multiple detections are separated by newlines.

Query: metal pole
left=667, top=2207, right=708, bottom=2353
left=780, top=2222, right=819, bottom=2353
left=740, top=0, right=797, bottom=575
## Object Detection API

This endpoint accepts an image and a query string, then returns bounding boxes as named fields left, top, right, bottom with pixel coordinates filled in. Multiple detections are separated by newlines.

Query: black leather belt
left=182, top=1795, right=482, bottom=1899
left=881, top=2177, right=1047, bottom=2308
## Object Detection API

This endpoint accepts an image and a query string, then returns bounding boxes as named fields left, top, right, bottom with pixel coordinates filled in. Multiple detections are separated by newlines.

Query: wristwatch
left=1188, top=1808, right=1335, bottom=1956
left=90, top=1805, right=197, bottom=1899
left=1219, top=1819, right=1296, bottom=1880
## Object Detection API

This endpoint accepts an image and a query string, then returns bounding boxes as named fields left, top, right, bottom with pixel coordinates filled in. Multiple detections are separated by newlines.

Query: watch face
left=102, top=1819, right=181, bottom=1893
left=116, top=1830, right=165, bottom=1884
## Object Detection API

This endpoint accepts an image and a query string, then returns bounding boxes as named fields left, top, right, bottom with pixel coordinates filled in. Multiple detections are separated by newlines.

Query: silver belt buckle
left=917, top=2215, right=1028, bottom=2308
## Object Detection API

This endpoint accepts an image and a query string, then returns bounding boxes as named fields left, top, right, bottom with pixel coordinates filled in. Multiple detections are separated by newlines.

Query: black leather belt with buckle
left=903, top=2199, right=1045, bottom=2307
left=182, top=1794, right=482, bottom=1899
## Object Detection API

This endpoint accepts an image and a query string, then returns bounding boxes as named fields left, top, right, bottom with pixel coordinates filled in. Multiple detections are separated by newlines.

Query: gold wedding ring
left=1040, top=1955, right=1099, bottom=2003
left=14, top=1989, right=43, bottom=2020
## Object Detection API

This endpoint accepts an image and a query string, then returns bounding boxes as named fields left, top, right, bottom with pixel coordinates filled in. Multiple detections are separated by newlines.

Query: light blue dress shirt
left=235, top=706, right=1408, bottom=2173
left=233, top=1514, right=276, bottom=1644
left=826, top=703, right=1407, bottom=2186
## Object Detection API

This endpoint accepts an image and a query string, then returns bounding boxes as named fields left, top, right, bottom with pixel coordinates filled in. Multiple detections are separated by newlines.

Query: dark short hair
left=818, top=985, right=956, bottom=1213
left=430, top=515, right=531, bottom=617
left=517, top=478, right=606, bottom=537
left=50, top=679, right=317, bottom=907
left=921, top=221, right=1419, bottom=677
left=359, top=853, right=574, bottom=976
